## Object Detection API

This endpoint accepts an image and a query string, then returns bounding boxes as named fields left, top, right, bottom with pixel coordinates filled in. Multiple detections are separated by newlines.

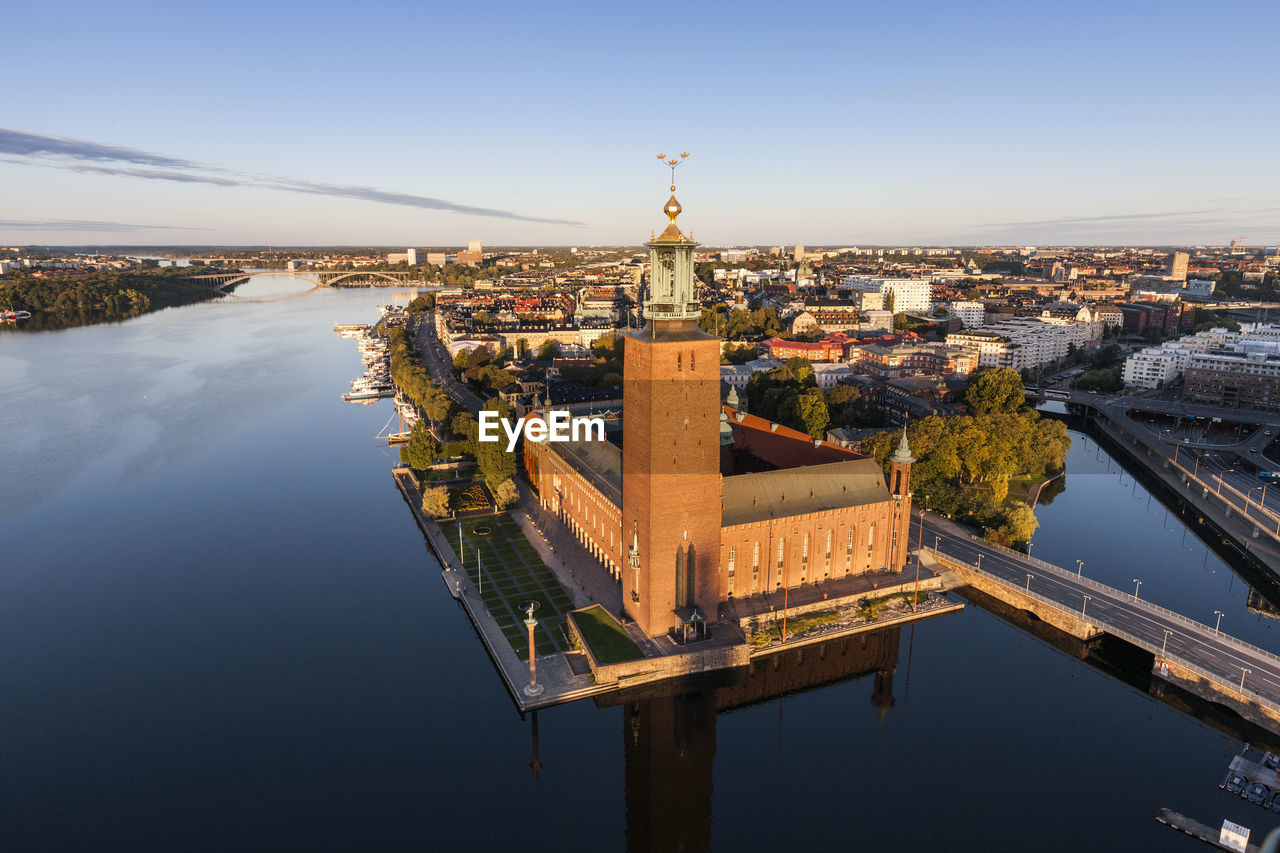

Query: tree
left=536, top=340, right=561, bottom=360
left=964, top=367, right=1025, bottom=415
left=475, top=435, right=517, bottom=488
left=826, top=383, right=861, bottom=426
left=992, top=502, right=1038, bottom=546
left=421, top=486, right=451, bottom=519
left=492, top=478, right=519, bottom=510
left=781, top=388, right=830, bottom=438
left=402, top=420, right=439, bottom=469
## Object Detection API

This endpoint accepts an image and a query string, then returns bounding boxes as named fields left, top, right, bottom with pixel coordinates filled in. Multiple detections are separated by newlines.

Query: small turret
left=889, top=426, right=914, bottom=465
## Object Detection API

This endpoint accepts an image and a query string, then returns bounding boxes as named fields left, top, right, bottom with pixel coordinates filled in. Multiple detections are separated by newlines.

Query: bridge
left=925, top=513, right=1280, bottom=733
left=184, top=269, right=425, bottom=289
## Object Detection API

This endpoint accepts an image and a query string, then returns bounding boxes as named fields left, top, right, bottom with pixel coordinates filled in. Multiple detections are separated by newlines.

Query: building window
left=675, top=547, right=688, bottom=608
left=690, top=351, right=695, bottom=371
left=752, top=541, right=760, bottom=592
left=677, top=353, right=682, bottom=371
left=825, top=530, right=833, bottom=575
left=801, top=534, right=809, bottom=582
left=776, top=537, right=785, bottom=586
left=727, top=546, right=735, bottom=596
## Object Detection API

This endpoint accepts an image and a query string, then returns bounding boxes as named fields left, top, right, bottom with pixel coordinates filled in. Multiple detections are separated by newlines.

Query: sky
left=4, top=0, right=1280, bottom=248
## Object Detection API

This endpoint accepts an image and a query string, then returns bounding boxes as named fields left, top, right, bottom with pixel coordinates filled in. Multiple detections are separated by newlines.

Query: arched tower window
left=675, top=546, right=688, bottom=608
left=685, top=544, right=696, bottom=606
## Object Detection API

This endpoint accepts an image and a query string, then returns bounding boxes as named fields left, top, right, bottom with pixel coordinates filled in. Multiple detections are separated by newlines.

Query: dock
left=1157, top=808, right=1262, bottom=852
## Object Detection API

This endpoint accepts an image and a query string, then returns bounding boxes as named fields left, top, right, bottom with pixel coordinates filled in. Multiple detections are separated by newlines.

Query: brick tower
left=622, top=185, right=722, bottom=641
left=886, top=427, right=915, bottom=571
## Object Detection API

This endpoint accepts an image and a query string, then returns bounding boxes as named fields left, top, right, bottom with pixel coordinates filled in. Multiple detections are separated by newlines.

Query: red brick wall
left=719, top=493, right=911, bottom=598
left=622, top=320, right=723, bottom=637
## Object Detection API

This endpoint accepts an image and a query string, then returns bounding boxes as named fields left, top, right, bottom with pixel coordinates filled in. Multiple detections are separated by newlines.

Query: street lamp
left=1025, top=573, right=1034, bottom=592
left=1027, top=542, right=1034, bottom=558
left=1082, top=594, right=1091, bottom=618
left=1241, top=667, right=1252, bottom=692
left=1214, top=610, right=1224, bottom=634
left=1160, top=628, right=1172, bottom=658
left=1133, top=578, right=1142, bottom=600
left=977, top=553, right=983, bottom=571
left=1076, top=559, right=1084, bottom=577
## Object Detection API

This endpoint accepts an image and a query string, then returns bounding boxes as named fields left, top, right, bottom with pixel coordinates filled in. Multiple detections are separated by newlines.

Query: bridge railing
left=925, top=539, right=1280, bottom=672
left=925, top=547, right=1280, bottom=716
left=1099, top=416, right=1280, bottom=533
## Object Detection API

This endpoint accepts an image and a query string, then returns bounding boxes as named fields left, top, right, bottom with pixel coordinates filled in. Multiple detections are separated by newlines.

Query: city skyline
left=4, top=0, right=1279, bottom=246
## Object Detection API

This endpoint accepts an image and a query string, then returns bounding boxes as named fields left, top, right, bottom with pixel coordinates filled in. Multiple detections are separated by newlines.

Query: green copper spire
left=889, top=426, right=914, bottom=464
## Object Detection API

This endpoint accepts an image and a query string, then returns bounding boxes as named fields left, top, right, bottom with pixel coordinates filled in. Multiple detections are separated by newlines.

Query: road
left=413, top=312, right=485, bottom=415
left=926, top=514, right=1280, bottom=709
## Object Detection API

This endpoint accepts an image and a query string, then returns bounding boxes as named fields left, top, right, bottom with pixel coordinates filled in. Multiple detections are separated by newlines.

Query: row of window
left=725, top=526, right=876, bottom=595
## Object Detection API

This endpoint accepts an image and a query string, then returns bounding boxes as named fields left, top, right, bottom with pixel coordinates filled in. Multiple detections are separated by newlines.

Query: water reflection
left=609, top=627, right=901, bottom=853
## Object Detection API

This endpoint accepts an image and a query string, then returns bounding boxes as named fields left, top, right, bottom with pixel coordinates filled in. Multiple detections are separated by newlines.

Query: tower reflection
left=612, top=626, right=902, bottom=853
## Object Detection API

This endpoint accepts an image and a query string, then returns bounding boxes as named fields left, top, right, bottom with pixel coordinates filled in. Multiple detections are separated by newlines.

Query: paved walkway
left=511, top=481, right=666, bottom=658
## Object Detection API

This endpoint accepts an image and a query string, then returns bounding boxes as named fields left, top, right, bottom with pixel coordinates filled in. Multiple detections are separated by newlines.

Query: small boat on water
left=1, top=310, right=33, bottom=322
left=342, top=389, right=394, bottom=402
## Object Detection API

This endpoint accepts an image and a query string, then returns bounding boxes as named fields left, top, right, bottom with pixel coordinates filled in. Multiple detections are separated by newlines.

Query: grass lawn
left=571, top=604, right=643, bottom=665
left=453, top=513, right=577, bottom=661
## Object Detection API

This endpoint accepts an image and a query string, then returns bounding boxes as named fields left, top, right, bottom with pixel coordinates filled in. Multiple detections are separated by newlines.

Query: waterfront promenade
left=924, top=512, right=1280, bottom=732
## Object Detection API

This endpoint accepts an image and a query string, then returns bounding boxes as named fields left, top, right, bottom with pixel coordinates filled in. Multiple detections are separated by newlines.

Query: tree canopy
left=861, top=411, right=1069, bottom=547
left=964, top=367, right=1026, bottom=415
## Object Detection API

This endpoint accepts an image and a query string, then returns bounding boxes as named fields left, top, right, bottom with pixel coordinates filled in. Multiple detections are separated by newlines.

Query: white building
left=467, top=240, right=482, bottom=254
left=406, top=248, right=418, bottom=265
left=1120, top=327, right=1237, bottom=390
left=843, top=276, right=932, bottom=314
left=720, top=358, right=783, bottom=389
left=950, top=300, right=985, bottom=328
left=947, top=318, right=1077, bottom=371
left=812, top=363, right=854, bottom=390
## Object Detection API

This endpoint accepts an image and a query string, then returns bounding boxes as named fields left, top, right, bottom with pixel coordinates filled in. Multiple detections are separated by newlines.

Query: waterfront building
left=525, top=191, right=914, bottom=642
left=1121, top=327, right=1236, bottom=390
left=1181, top=327, right=1280, bottom=410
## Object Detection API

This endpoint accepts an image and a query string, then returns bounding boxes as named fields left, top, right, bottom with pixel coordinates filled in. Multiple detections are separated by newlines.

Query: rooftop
left=722, top=459, right=893, bottom=527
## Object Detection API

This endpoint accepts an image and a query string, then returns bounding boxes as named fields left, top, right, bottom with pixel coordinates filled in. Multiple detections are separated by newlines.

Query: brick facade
left=621, top=320, right=724, bottom=637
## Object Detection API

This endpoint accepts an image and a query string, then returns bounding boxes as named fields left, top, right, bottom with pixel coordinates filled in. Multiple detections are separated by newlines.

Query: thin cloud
left=0, top=128, right=583, bottom=226
left=975, top=209, right=1222, bottom=230
left=270, top=177, right=579, bottom=224
left=0, top=128, right=201, bottom=169
left=63, top=163, right=242, bottom=186
left=0, top=218, right=207, bottom=232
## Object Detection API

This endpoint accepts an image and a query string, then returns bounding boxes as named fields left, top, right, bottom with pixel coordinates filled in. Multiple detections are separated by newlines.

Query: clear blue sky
left=4, top=0, right=1279, bottom=247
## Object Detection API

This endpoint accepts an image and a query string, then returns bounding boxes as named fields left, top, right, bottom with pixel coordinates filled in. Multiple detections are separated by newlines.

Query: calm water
left=1, top=277, right=1275, bottom=851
